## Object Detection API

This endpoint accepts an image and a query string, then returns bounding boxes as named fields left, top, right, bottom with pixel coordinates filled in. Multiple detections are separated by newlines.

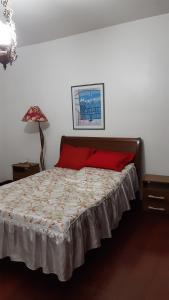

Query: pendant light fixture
left=0, top=0, right=17, bottom=70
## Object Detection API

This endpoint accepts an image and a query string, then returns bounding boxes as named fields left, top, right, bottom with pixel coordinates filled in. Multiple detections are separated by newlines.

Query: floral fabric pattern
left=0, top=164, right=137, bottom=240
left=0, top=164, right=138, bottom=280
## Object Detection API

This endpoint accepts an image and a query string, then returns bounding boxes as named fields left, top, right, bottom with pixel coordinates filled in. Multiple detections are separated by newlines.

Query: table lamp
left=22, top=106, right=48, bottom=171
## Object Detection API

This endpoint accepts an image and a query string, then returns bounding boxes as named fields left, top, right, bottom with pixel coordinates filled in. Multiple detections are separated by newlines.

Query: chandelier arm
left=1, top=0, right=8, bottom=7
left=1, top=0, right=13, bottom=23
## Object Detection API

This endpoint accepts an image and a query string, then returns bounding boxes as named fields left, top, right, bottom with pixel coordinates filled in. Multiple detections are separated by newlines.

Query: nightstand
left=142, top=174, right=169, bottom=213
left=12, top=162, right=40, bottom=181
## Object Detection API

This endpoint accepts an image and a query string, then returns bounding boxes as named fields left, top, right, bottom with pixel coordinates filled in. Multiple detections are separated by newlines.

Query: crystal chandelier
left=0, top=0, right=17, bottom=69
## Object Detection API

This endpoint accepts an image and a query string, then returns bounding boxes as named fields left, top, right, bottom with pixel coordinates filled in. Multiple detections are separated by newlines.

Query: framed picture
left=71, top=83, right=105, bottom=130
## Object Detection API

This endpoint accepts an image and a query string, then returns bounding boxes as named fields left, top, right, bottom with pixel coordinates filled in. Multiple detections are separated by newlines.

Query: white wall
left=0, top=80, right=5, bottom=181
left=0, top=13, right=169, bottom=180
left=0, top=98, right=3, bottom=181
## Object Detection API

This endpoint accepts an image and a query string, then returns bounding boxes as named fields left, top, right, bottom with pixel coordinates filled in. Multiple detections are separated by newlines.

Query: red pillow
left=85, top=150, right=135, bottom=172
left=55, top=144, right=94, bottom=170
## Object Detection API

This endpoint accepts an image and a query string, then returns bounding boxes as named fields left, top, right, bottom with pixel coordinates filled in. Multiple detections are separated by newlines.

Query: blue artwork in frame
left=71, top=83, right=105, bottom=130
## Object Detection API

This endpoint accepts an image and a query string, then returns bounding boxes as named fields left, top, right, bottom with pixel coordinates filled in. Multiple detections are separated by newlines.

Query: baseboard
left=0, top=180, right=13, bottom=186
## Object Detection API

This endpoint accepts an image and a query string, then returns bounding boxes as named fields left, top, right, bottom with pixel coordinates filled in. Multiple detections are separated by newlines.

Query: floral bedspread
left=0, top=164, right=138, bottom=240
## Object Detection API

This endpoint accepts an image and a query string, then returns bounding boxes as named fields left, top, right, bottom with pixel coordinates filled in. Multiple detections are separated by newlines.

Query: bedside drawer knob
left=148, top=206, right=166, bottom=211
left=148, top=195, right=165, bottom=200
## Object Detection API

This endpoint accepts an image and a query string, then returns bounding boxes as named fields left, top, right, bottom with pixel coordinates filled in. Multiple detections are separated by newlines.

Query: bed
left=0, top=136, right=142, bottom=281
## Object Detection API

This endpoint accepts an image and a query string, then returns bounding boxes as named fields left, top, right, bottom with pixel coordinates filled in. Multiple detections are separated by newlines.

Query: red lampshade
left=22, top=106, right=48, bottom=122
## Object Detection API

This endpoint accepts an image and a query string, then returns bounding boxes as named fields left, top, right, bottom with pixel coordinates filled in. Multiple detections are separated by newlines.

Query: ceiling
left=1, top=0, right=169, bottom=47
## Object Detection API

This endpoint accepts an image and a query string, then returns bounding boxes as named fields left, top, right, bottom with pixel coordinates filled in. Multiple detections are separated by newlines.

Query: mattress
left=0, top=164, right=138, bottom=281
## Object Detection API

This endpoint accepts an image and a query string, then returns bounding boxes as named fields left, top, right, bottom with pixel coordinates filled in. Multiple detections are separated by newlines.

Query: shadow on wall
left=23, top=122, right=49, bottom=134
left=22, top=122, right=50, bottom=170
left=141, top=140, right=145, bottom=177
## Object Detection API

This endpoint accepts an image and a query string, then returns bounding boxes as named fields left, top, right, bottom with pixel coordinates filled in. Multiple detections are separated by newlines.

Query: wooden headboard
left=61, top=136, right=142, bottom=182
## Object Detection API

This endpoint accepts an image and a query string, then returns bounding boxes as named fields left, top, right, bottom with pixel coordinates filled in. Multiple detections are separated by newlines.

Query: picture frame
left=71, top=83, right=105, bottom=130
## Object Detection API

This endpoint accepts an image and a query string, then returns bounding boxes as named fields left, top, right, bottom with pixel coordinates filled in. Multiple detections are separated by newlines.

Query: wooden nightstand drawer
left=143, top=189, right=169, bottom=202
left=142, top=174, right=169, bottom=214
left=143, top=195, right=169, bottom=213
left=12, top=162, right=40, bottom=181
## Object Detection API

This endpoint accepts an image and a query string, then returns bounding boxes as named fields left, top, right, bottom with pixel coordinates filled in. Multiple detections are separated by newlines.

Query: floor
left=0, top=211, right=169, bottom=300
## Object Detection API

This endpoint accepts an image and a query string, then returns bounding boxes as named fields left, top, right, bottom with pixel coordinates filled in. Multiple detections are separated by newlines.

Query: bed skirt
left=0, top=173, right=137, bottom=281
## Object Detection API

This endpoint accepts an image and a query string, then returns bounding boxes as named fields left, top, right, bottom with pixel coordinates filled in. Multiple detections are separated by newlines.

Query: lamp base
left=38, top=122, right=45, bottom=171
